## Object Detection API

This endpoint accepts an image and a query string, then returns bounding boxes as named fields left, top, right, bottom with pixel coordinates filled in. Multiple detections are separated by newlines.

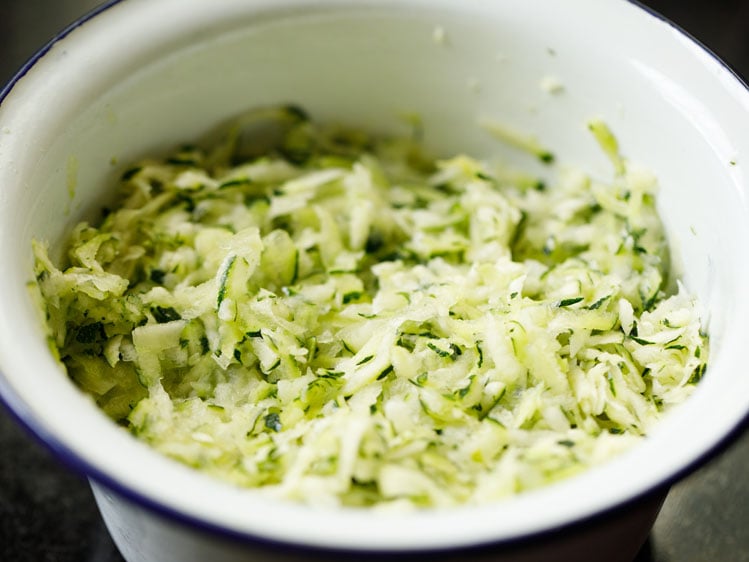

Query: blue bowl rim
left=0, top=0, right=748, bottom=556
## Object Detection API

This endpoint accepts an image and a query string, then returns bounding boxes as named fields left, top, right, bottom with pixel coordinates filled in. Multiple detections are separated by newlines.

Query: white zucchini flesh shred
left=33, top=107, right=708, bottom=508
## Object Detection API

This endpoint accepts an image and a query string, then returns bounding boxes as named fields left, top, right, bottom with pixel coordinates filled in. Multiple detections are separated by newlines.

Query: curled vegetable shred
left=34, top=108, right=708, bottom=507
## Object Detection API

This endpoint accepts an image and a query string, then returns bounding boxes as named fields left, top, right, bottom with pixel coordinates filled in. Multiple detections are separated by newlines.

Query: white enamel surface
left=89, top=481, right=664, bottom=562
left=1, top=0, right=748, bottom=553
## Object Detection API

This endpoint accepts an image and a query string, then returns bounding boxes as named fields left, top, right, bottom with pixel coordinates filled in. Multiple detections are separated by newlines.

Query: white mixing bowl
left=1, top=1, right=748, bottom=561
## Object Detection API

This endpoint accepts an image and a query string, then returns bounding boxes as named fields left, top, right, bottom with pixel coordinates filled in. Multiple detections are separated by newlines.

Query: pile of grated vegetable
left=33, top=107, right=708, bottom=508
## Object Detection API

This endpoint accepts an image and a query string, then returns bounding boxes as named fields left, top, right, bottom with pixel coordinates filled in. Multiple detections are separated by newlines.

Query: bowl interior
left=0, top=0, right=748, bottom=550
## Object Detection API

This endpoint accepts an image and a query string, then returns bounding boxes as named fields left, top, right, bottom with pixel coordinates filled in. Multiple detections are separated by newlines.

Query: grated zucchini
left=33, top=107, right=708, bottom=508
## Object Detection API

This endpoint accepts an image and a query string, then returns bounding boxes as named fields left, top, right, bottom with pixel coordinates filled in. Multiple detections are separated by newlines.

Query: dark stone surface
left=0, top=409, right=122, bottom=562
left=0, top=1, right=748, bottom=561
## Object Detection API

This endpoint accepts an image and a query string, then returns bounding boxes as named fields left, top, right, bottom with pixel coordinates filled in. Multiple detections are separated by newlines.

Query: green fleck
left=480, top=120, right=555, bottom=165
left=478, top=388, right=505, bottom=420
left=343, top=291, right=363, bottom=304
left=458, top=375, right=475, bottom=398
left=607, top=375, right=616, bottom=396
left=356, top=354, right=374, bottom=366
left=219, top=178, right=253, bottom=189
left=264, top=412, right=282, bottom=432
left=150, top=269, right=166, bottom=284
left=75, top=322, right=105, bottom=344
left=427, top=341, right=459, bottom=359
left=415, top=372, right=429, bottom=386
left=282, top=104, right=309, bottom=122
left=377, top=365, right=394, bottom=380
left=689, top=363, right=707, bottom=384
left=588, top=119, right=625, bottom=175
left=365, top=231, right=385, bottom=254
left=67, top=155, right=79, bottom=200
left=587, top=295, right=610, bottom=310
left=151, top=306, right=181, bottom=324
left=216, top=255, right=237, bottom=308
left=166, top=156, right=199, bottom=166
left=630, top=335, right=654, bottom=346
left=121, top=166, right=142, bottom=180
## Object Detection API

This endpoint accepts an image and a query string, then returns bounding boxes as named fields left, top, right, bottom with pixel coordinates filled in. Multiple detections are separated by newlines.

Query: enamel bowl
left=1, top=1, right=748, bottom=561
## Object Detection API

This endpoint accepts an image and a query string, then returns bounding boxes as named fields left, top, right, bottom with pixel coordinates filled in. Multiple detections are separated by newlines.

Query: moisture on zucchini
left=33, top=106, right=708, bottom=508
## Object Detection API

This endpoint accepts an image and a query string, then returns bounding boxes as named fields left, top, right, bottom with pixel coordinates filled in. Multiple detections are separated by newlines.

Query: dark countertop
left=1, top=2, right=748, bottom=561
